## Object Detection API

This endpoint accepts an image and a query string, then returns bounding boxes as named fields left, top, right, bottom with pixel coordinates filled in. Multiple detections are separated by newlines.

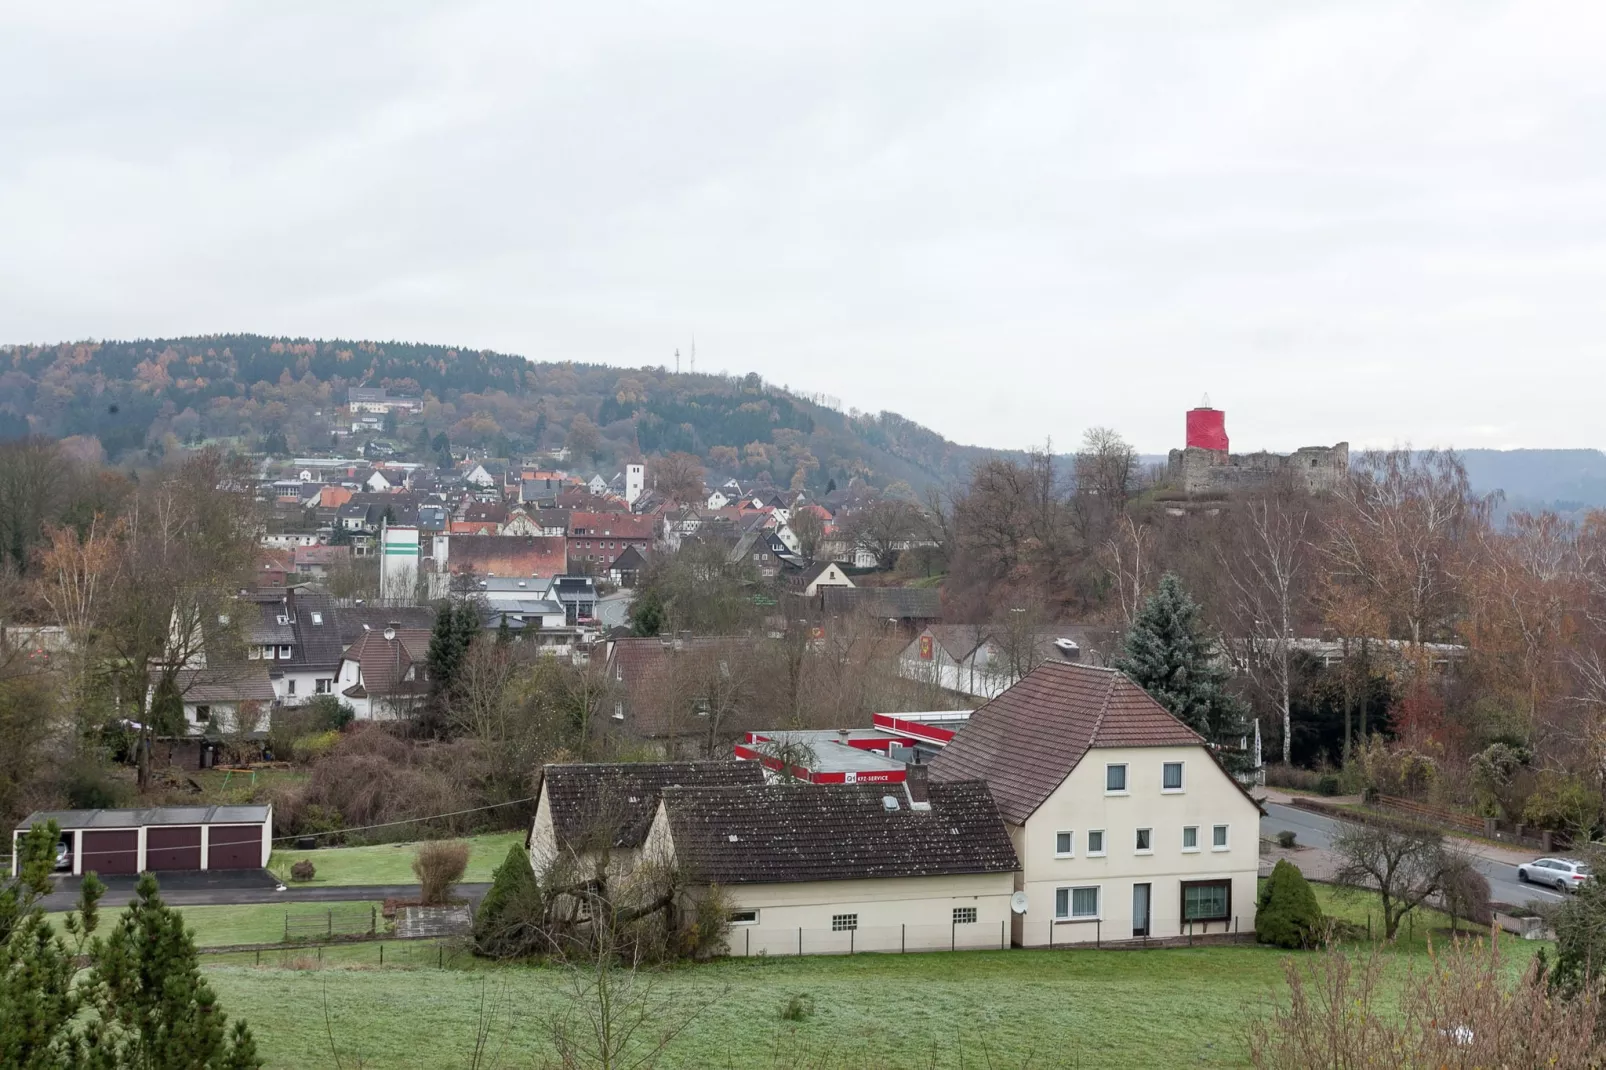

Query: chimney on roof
left=1053, top=637, right=1081, bottom=662
left=904, top=764, right=931, bottom=810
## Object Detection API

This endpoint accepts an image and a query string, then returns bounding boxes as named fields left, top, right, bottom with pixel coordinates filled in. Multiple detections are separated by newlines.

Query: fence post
left=1096, top=920, right=1100, bottom=948
left=745, top=929, right=750, bottom=957
left=901, top=924, right=906, bottom=954
left=439, top=946, right=443, bottom=968
left=317, top=946, right=322, bottom=963
left=255, top=949, right=260, bottom=966
left=1001, top=919, right=1005, bottom=950
left=327, top=910, right=332, bottom=937
left=284, top=914, right=289, bottom=941
left=850, top=928, right=855, bottom=955
left=798, top=927, right=802, bottom=957
left=380, top=943, right=384, bottom=965
left=1187, top=920, right=1192, bottom=947
left=951, top=922, right=955, bottom=953
left=371, top=905, right=377, bottom=935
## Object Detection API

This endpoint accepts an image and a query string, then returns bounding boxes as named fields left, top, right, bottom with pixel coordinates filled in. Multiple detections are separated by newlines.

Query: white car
left=1517, top=857, right=1592, bottom=893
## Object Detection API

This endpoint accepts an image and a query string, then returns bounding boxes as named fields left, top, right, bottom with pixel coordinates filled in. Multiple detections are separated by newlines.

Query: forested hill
left=0, top=334, right=1018, bottom=491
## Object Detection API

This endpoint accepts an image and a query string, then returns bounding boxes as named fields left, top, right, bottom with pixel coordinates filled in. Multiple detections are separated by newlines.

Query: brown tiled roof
left=608, top=636, right=750, bottom=738
left=662, top=780, right=1020, bottom=884
left=540, top=761, right=764, bottom=851
left=340, top=627, right=432, bottom=695
left=448, top=535, right=567, bottom=578
left=927, top=661, right=1206, bottom=825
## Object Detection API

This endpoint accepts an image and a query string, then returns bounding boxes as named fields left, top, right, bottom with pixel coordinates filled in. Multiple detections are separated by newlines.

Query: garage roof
left=13, top=805, right=271, bottom=832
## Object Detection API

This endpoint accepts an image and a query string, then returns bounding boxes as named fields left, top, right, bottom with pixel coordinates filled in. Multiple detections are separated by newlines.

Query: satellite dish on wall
left=1010, top=891, right=1029, bottom=915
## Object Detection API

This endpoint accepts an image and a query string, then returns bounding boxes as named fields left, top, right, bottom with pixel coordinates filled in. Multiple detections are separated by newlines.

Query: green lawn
left=201, top=886, right=1545, bottom=1070
left=268, top=831, right=525, bottom=887
left=48, top=900, right=385, bottom=949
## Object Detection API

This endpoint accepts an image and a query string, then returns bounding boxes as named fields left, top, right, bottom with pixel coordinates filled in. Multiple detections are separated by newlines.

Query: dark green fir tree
left=1114, top=572, right=1254, bottom=774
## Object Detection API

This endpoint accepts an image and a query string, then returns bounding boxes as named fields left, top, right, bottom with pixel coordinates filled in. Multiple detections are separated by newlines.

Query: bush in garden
left=414, top=840, right=470, bottom=906
left=289, top=860, right=316, bottom=883
left=1256, top=859, right=1323, bottom=949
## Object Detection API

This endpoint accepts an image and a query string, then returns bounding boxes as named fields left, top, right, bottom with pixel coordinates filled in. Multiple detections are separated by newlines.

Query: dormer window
left=310, top=611, right=323, bottom=625
left=278, top=645, right=292, bottom=659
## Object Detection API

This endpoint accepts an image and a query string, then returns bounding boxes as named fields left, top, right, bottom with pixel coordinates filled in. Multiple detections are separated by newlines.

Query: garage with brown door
left=207, top=824, right=267, bottom=869
left=9, top=805, right=273, bottom=877
left=80, top=828, right=139, bottom=875
left=145, top=825, right=202, bottom=871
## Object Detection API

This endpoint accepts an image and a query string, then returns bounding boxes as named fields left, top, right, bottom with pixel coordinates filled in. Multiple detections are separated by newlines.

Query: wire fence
left=284, top=906, right=378, bottom=941
left=727, top=916, right=1248, bottom=957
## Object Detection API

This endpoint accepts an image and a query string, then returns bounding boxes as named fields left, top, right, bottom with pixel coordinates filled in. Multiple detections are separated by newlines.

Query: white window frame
left=1104, top=763, right=1128, bottom=795
left=1054, top=830, right=1074, bottom=858
left=1086, top=829, right=1106, bottom=857
left=952, top=907, right=978, bottom=925
left=1055, top=885, right=1100, bottom=920
left=1162, top=761, right=1185, bottom=793
left=278, top=645, right=293, bottom=659
left=1182, top=825, right=1199, bottom=852
left=310, top=611, right=323, bottom=625
left=730, top=909, right=759, bottom=926
left=1212, top=824, right=1230, bottom=851
left=1135, top=827, right=1152, bottom=854
left=263, top=646, right=276, bottom=660
left=286, top=678, right=297, bottom=696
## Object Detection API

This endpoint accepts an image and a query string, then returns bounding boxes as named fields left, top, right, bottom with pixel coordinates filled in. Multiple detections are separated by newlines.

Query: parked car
left=54, top=841, right=71, bottom=872
left=1517, top=857, right=1592, bottom=892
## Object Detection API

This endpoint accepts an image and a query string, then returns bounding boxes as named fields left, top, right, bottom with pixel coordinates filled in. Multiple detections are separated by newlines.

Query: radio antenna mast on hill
left=690, top=333, right=696, bottom=374
left=675, top=348, right=680, bottom=375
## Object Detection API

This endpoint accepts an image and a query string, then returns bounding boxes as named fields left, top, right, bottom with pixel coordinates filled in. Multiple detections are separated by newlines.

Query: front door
left=1132, top=883, right=1151, bottom=938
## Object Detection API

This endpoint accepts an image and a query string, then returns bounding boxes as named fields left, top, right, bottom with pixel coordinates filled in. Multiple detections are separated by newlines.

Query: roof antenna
left=1200, top=392, right=1211, bottom=408
left=675, top=348, right=681, bottom=375
left=690, top=333, right=696, bottom=374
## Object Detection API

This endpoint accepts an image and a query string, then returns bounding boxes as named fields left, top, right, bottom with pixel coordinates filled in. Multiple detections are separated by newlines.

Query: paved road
left=1261, top=802, right=1564, bottom=909
left=39, top=876, right=492, bottom=913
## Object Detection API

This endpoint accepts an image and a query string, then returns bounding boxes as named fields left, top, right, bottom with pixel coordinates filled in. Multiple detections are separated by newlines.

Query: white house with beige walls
left=930, top=661, right=1263, bottom=946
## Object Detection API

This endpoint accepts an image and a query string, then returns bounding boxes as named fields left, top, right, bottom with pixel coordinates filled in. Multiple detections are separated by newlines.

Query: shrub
left=1256, top=859, right=1323, bottom=949
left=779, top=994, right=815, bottom=1022
left=1315, top=775, right=1341, bottom=797
left=291, top=730, right=340, bottom=762
left=1440, top=857, right=1491, bottom=932
left=473, top=843, right=545, bottom=959
left=1276, top=830, right=1298, bottom=849
left=414, top=840, right=470, bottom=906
left=289, top=860, right=316, bottom=883
left=1523, top=770, right=1601, bottom=839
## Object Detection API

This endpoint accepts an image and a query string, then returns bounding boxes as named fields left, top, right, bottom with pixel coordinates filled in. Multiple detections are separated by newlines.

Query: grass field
left=199, top=885, right=1545, bottom=1070
left=268, top=830, right=525, bottom=887
left=48, top=900, right=385, bottom=948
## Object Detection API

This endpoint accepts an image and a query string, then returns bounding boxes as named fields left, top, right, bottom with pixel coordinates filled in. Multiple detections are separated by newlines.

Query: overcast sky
left=3, top=2, right=1604, bottom=455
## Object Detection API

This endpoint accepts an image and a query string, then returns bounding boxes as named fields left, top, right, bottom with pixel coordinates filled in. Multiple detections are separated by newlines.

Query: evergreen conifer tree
left=1114, top=572, right=1253, bottom=772
left=473, top=843, right=545, bottom=959
left=84, top=873, right=262, bottom=1068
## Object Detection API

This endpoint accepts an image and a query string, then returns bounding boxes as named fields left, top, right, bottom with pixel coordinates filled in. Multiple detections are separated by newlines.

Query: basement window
left=731, top=910, right=759, bottom=925
left=953, top=907, right=977, bottom=925
left=831, top=914, right=858, bottom=932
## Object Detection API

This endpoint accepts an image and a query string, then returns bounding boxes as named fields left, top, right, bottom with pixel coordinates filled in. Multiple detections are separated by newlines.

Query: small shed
left=10, top=805, right=272, bottom=877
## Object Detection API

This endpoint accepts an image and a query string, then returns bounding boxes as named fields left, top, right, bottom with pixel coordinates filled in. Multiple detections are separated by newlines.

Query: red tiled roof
left=448, top=535, right=567, bottom=577
left=566, top=512, right=656, bottom=540
left=927, top=661, right=1206, bottom=825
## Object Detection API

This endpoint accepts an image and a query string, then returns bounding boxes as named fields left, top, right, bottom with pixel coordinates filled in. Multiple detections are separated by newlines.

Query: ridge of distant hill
left=0, top=334, right=1030, bottom=491
left=0, top=335, right=1597, bottom=508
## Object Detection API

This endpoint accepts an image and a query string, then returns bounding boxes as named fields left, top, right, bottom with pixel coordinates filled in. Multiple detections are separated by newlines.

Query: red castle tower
left=1185, top=395, right=1228, bottom=452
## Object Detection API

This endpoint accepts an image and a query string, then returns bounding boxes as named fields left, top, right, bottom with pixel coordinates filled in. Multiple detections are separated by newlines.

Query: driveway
left=1261, top=801, right=1566, bottom=910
